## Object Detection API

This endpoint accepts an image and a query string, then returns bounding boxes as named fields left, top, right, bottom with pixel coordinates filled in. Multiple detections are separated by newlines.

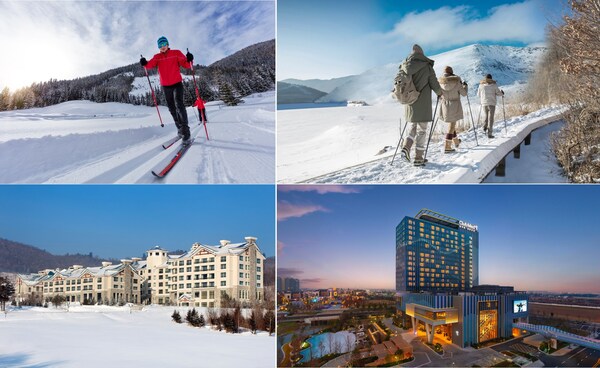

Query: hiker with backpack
left=396, top=44, right=443, bottom=166
left=438, top=66, right=468, bottom=153
left=477, top=73, right=504, bottom=138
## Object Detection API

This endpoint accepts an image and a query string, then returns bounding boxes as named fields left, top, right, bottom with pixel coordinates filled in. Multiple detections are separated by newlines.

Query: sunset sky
left=278, top=185, right=600, bottom=293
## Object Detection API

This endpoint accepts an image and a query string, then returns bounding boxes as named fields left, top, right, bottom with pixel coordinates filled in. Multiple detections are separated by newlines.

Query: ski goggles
left=158, top=41, right=169, bottom=48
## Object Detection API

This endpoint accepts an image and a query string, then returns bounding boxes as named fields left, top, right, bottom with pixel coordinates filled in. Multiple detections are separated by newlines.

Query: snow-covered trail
left=278, top=103, right=565, bottom=184
left=0, top=92, right=275, bottom=184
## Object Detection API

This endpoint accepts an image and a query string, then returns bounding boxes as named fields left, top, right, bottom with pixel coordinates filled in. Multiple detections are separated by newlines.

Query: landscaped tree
left=264, top=310, right=275, bottom=335
left=172, top=310, right=182, bottom=323
left=51, top=294, right=66, bottom=308
left=249, top=310, right=257, bottom=334
left=0, top=277, right=15, bottom=311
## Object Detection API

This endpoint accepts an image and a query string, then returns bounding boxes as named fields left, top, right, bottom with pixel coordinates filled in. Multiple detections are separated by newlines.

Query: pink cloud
left=278, top=185, right=362, bottom=195
left=277, top=240, right=286, bottom=252
left=277, top=200, right=328, bottom=221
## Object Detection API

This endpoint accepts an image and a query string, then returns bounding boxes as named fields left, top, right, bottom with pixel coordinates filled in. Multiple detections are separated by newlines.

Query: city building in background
left=396, top=209, right=528, bottom=348
left=15, top=237, right=265, bottom=307
left=277, top=276, right=300, bottom=293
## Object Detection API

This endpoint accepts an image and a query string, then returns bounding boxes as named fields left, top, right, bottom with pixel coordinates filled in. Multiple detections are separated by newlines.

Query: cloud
left=383, top=1, right=545, bottom=50
left=278, top=267, right=304, bottom=277
left=301, top=278, right=325, bottom=284
left=278, top=185, right=362, bottom=194
left=277, top=200, right=328, bottom=221
left=0, top=1, right=274, bottom=90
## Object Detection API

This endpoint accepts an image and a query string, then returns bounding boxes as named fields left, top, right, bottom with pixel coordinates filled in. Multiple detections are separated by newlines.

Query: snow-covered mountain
left=276, top=82, right=327, bottom=104
left=306, top=44, right=546, bottom=105
left=281, top=76, right=356, bottom=94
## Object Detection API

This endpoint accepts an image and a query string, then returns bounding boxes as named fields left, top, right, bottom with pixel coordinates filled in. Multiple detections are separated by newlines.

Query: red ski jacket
left=145, top=48, right=190, bottom=87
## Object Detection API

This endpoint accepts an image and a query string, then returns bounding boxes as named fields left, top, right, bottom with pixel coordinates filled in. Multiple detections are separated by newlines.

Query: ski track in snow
left=0, top=92, right=275, bottom=184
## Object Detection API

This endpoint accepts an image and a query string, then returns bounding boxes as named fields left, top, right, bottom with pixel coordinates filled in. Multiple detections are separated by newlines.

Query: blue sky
left=0, top=185, right=275, bottom=260
left=278, top=185, right=600, bottom=293
left=278, top=0, right=566, bottom=80
left=0, top=1, right=274, bottom=91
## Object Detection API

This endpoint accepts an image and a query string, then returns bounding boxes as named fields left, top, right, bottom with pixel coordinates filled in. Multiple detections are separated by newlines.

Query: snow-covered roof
left=177, top=239, right=263, bottom=259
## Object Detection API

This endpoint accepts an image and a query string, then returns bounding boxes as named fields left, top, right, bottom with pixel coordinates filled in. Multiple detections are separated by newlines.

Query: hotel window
left=239, top=265, right=244, bottom=270
left=186, top=267, right=192, bottom=272
left=239, top=255, right=243, bottom=261
left=179, top=268, right=184, bottom=273
left=257, top=266, right=262, bottom=272
left=256, top=258, right=261, bottom=264
left=221, top=281, right=226, bottom=286
left=239, top=272, right=244, bottom=278
left=186, top=260, right=191, bottom=265
left=220, top=256, right=226, bottom=262
left=194, top=259, right=200, bottom=264
left=220, top=272, right=226, bottom=277
left=202, top=282, right=207, bottom=287
left=179, top=284, right=184, bottom=288
left=221, top=264, right=226, bottom=270
left=194, top=283, right=200, bottom=288
left=179, top=261, right=184, bottom=266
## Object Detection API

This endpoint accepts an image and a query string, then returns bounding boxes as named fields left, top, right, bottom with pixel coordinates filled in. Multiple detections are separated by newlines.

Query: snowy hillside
left=277, top=82, right=327, bottom=104
left=0, top=91, right=275, bottom=184
left=0, top=305, right=274, bottom=368
left=280, top=76, right=356, bottom=94
left=312, top=44, right=546, bottom=104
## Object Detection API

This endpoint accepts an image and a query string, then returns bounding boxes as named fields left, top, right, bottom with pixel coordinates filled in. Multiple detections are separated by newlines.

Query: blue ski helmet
left=157, top=36, right=169, bottom=48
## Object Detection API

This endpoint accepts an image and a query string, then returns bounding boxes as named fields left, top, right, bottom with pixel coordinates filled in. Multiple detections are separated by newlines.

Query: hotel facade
left=15, top=236, right=265, bottom=308
left=396, top=210, right=528, bottom=348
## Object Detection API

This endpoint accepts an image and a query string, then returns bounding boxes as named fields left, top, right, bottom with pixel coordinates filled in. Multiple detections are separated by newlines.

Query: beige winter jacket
left=439, top=74, right=467, bottom=123
left=477, top=78, right=503, bottom=106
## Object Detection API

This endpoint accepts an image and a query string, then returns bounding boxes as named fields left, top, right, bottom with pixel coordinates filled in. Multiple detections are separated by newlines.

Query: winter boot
left=452, top=133, right=461, bottom=149
left=414, top=149, right=425, bottom=166
left=182, top=138, right=193, bottom=146
left=444, top=134, right=455, bottom=153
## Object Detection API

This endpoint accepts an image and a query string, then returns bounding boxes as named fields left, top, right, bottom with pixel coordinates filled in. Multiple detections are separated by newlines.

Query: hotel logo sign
left=459, top=221, right=478, bottom=232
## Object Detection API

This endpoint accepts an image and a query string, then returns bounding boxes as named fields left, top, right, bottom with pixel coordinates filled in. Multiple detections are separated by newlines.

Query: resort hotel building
left=396, top=209, right=529, bottom=348
left=15, top=236, right=265, bottom=307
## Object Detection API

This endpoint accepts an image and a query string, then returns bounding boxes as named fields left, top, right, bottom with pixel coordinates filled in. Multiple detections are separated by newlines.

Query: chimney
left=101, top=262, right=112, bottom=267
left=72, top=265, right=83, bottom=270
left=220, top=240, right=230, bottom=246
left=244, top=236, right=257, bottom=244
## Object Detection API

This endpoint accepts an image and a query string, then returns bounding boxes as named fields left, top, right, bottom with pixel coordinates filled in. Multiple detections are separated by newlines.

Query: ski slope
left=0, top=92, right=275, bottom=184
left=277, top=103, right=565, bottom=184
left=0, top=305, right=274, bottom=368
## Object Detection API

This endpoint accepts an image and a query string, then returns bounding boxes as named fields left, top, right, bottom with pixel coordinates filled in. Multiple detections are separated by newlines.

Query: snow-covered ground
left=0, top=305, right=274, bottom=368
left=0, top=91, right=275, bottom=183
left=277, top=103, right=565, bottom=184
left=483, top=120, right=567, bottom=183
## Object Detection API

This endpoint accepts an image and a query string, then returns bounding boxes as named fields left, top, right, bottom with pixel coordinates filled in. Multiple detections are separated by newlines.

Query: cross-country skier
left=140, top=36, right=194, bottom=145
left=477, top=74, right=504, bottom=139
left=400, top=44, right=443, bottom=167
left=193, top=97, right=208, bottom=124
left=438, top=66, right=468, bottom=153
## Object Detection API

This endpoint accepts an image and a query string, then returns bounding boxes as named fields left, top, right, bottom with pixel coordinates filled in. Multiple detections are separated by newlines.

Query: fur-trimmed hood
left=439, top=75, right=462, bottom=85
left=480, top=78, right=496, bottom=84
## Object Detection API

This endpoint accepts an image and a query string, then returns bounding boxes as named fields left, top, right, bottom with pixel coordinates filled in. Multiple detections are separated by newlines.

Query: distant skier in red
left=140, top=36, right=194, bottom=145
left=193, top=97, right=209, bottom=124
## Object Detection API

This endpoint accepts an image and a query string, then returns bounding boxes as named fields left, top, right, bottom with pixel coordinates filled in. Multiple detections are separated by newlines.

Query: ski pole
left=188, top=48, right=209, bottom=140
left=141, top=54, right=164, bottom=127
left=424, top=96, right=440, bottom=161
left=502, top=94, right=507, bottom=135
left=466, top=93, right=479, bottom=146
left=390, top=117, right=408, bottom=165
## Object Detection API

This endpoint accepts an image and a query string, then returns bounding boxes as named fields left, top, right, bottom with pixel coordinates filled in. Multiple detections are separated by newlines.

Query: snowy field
left=0, top=305, right=274, bottom=368
left=277, top=103, right=565, bottom=184
left=0, top=91, right=275, bottom=184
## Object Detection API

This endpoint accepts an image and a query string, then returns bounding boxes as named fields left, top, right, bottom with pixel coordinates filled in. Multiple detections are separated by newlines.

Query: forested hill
left=0, top=39, right=275, bottom=111
left=0, top=238, right=119, bottom=274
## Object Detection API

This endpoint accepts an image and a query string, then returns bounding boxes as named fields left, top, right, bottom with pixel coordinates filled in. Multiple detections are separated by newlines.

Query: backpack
left=392, top=67, right=420, bottom=105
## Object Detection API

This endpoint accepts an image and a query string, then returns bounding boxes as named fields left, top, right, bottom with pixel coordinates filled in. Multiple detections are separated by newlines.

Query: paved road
left=491, top=334, right=600, bottom=367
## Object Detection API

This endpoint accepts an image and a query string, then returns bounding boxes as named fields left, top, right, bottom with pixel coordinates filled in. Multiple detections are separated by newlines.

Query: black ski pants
left=163, top=82, right=190, bottom=139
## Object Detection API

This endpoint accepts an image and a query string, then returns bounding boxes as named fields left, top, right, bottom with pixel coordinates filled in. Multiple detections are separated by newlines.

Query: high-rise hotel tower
left=396, top=209, right=479, bottom=293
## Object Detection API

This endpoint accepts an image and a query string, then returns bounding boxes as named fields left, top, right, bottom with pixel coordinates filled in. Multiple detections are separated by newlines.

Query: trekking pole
left=390, top=117, right=408, bottom=165
left=141, top=54, right=164, bottom=127
left=466, top=94, right=479, bottom=146
left=502, top=94, right=507, bottom=135
left=188, top=48, right=210, bottom=140
left=424, top=96, right=441, bottom=161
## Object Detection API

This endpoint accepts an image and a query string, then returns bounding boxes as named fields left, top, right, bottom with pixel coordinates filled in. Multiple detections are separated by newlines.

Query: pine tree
left=172, top=310, right=182, bottom=323
left=0, top=277, right=15, bottom=311
left=264, top=310, right=275, bottom=336
left=198, top=314, right=205, bottom=327
left=249, top=310, right=257, bottom=334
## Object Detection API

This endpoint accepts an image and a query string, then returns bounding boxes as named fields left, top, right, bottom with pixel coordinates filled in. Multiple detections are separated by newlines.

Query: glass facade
left=396, top=209, right=479, bottom=292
